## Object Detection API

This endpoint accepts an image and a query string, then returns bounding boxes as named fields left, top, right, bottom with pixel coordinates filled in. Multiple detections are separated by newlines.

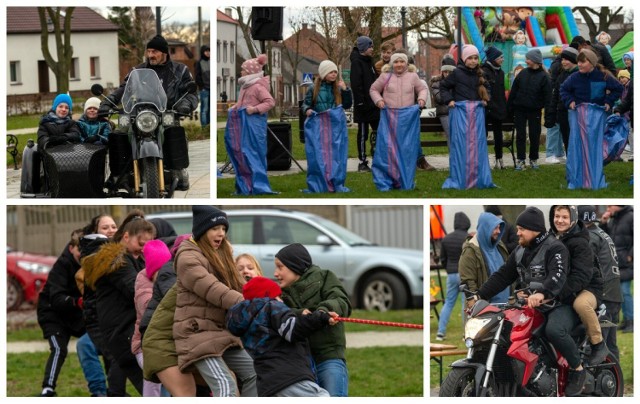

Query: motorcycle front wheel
left=439, top=367, right=478, bottom=397
left=142, top=157, right=160, bottom=198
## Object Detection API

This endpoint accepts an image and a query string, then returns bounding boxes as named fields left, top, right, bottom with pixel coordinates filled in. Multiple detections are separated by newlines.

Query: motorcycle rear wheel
left=142, top=157, right=160, bottom=198
left=593, top=354, right=624, bottom=396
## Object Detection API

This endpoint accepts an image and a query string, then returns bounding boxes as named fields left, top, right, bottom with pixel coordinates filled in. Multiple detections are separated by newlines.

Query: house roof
left=7, top=7, right=119, bottom=34
left=217, top=10, right=239, bottom=25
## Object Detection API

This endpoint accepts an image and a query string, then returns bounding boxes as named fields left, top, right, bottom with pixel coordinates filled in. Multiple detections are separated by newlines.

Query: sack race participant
left=371, top=105, right=421, bottom=191
left=566, top=104, right=607, bottom=190
left=304, top=107, right=350, bottom=193
left=603, top=114, right=630, bottom=165
left=224, top=54, right=276, bottom=195
left=443, top=101, right=496, bottom=189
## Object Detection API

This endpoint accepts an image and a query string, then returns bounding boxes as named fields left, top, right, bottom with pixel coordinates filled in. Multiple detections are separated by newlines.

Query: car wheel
left=361, top=272, right=407, bottom=311
left=7, top=277, right=24, bottom=311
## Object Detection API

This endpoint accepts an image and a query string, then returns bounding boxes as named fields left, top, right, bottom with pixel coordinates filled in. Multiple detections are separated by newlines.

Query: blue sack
left=567, top=104, right=607, bottom=190
left=372, top=105, right=421, bottom=191
left=224, top=108, right=276, bottom=195
left=603, top=113, right=629, bottom=165
left=442, top=101, right=496, bottom=190
left=303, top=106, right=350, bottom=193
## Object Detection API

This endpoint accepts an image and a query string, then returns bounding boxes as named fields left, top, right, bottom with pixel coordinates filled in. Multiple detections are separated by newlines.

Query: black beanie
left=515, top=207, right=546, bottom=233
left=147, top=35, right=169, bottom=54
left=484, top=205, right=502, bottom=216
left=192, top=206, right=229, bottom=241
left=275, top=243, right=312, bottom=275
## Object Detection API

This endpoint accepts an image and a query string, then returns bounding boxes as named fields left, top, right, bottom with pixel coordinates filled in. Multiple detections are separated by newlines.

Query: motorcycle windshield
left=122, top=69, right=167, bottom=113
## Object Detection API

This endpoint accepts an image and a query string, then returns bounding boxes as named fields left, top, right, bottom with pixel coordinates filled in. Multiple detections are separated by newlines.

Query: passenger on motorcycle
left=99, top=35, right=198, bottom=191
left=37, top=94, right=82, bottom=151
left=476, top=206, right=588, bottom=396
left=77, top=97, right=111, bottom=145
left=550, top=205, right=608, bottom=366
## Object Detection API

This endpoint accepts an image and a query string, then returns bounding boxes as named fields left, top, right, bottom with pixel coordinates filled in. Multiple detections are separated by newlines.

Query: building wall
left=217, top=20, right=237, bottom=102
left=7, top=31, right=120, bottom=96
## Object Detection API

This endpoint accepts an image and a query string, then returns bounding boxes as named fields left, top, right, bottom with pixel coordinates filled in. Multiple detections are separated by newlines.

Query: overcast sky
left=94, top=7, right=209, bottom=25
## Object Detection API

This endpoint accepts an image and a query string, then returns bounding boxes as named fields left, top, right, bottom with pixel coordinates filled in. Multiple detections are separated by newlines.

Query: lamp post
left=401, top=7, right=407, bottom=49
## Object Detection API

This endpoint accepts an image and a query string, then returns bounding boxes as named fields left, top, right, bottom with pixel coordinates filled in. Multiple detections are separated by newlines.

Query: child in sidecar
left=77, top=97, right=111, bottom=145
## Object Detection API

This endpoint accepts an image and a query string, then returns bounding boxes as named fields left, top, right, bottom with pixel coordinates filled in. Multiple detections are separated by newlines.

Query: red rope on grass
left=336, top=317, right=423, bottom=329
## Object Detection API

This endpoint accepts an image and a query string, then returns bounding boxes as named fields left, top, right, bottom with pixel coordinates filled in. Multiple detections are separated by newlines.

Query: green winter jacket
left=281, top=265, right=352, bottom=364
left=302, top=82, right=353, bottom=114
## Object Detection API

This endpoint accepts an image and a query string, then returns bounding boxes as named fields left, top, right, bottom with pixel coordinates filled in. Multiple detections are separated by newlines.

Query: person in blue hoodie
left=459, top=211, right=510, bottom=305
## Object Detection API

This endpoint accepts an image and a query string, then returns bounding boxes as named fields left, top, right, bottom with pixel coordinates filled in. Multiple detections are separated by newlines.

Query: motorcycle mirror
left=91, top=84, right=104, bottom=96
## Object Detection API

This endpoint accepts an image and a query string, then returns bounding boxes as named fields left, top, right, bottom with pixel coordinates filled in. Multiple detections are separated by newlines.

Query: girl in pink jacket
left=369, top=53, right=428, bottom=109
left=234, top=54, right=275, bottom=114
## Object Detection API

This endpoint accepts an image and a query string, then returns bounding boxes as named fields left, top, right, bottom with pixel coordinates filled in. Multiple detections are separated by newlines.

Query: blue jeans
left=200, top=89, right=210, bottom=127
left=316, top=359, right=348, bottom=397
left=76, top=333, right=107, bottom=396
left=545, top=124, right=565, bottom=158
left=437, top=273, right=464, bottom=336
left=621, top=280, right=634, bottom=321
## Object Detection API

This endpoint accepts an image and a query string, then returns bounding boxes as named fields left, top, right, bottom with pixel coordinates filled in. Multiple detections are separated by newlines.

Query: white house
left=7, top=7, right=120, bottom=97
left=217, top=9, right=238, bottom=102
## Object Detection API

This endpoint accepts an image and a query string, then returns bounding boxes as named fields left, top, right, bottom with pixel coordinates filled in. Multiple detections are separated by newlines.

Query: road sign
left=302, top=72, right=313, bottom=84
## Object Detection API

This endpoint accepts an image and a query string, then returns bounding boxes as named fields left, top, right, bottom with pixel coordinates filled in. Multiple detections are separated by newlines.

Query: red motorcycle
left=439, top=283, right=623, bottom=397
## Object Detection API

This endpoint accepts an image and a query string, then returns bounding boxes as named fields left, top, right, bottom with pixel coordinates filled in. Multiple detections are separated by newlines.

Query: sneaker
left=545, top=156, right=560, bottom=164
left=417, top=156, right=436, bottom=171
left=40, top=388, right=56, bottom=397
left=494, top=158, right=504, bottom=170
left=588, top=341, right=609, bottom=365
left=515, top=160, right=526, bottom=171
left=436, top=333, right=445, bottom=341
left=530, top=159, right=540, bottom=170
left=565, top=368, right=587, bottom=396
left=358, top=161, right=371, bottom=172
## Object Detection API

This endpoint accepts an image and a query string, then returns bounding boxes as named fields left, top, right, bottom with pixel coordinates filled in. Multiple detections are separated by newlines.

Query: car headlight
left=118, top=114, right=131, bottom=129
left=464, top=317, right=492, bottom=340
left=162, top=112, right=176, bottom=126
left=17, top=261, right=52, bottom=274
left=136, top=111, right=159, bottom=133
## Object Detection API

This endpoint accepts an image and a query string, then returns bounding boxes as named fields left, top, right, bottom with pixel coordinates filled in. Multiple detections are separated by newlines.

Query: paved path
left=6, top=138, right=211, bottom=199
left=7, top=330, right=423, bottom=354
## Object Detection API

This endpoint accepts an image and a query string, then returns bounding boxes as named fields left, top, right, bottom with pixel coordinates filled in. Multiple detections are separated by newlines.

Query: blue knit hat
left=52, top=93, right=72, bottom=111
left=356, top=36, right=373, bottom=53
left=485, top=46, right=503, bottom=63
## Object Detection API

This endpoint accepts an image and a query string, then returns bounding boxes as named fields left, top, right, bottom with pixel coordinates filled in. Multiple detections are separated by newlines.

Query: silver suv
left=148, top=209, right=423, bottom=311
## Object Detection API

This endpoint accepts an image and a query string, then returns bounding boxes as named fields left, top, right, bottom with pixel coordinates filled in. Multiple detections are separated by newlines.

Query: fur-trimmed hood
left=83, top=242, right=128, bottom=290
left=381, top=63, right=417, bottom=74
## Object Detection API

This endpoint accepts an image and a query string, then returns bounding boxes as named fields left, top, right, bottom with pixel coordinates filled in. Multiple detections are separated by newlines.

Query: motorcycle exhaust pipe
left=158, top=160, right=165, bottom=192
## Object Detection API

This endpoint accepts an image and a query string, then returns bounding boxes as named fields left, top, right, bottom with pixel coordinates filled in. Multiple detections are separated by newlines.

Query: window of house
left=10, top=61, right=21, bottom=84
left=217, top=40, right=221, bottom=63
left=223, top=41, right=228, bottom=63
left=90, top=57, right=100, bottom=79
left=69, top=57, right=79, bottom=80
left=230, top=42, right=235, bottom=63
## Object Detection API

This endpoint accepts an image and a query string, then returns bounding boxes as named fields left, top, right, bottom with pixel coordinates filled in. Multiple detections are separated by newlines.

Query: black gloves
left=98, top=104, right=111, bottom=116
left=175, top=100, right=192, bottom=115
left=85, top=135, right=100, bottom=144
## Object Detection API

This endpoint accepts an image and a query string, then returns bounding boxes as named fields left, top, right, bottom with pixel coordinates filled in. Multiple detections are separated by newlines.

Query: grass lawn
left=429, top=272, right=634, bottom=396
left=7, top=309, right=423, bottom=397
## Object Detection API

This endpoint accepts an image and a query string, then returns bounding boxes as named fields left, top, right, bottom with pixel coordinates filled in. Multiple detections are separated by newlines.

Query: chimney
left=225, top=8, right=232, bottom=17
left=311, top=24, right=316, bottom=32
left=302, top=23, right=308, bottom=30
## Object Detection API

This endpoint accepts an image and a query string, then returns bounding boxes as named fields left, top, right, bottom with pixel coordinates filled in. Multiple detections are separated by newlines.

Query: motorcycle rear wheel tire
left=142, top=157, right=160, bottom=198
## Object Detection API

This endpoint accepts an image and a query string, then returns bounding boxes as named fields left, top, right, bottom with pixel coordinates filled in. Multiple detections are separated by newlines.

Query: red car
left=7, top=247, right=57, bottom=311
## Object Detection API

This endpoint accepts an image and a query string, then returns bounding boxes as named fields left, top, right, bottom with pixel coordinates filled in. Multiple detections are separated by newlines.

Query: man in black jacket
left=37, top=230, right=85, bottom=397
left=477, top=207, right=586, bottom=396
left=350, top=36, right=379, bottom=172
left=482, top=46, right=508, bottom=169
left=578, top=205, right=622, bottom=360
left=601, top=205, right=634, bottom=333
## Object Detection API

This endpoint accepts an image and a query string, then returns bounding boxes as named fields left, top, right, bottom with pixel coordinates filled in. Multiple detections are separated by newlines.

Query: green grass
left=7, top=114, right=41, bottom=130
left=6, top=309, right=423, bottom=397
left=429, top=273, right=634, bottom=395
left=217, top=161, right=633, bottom=198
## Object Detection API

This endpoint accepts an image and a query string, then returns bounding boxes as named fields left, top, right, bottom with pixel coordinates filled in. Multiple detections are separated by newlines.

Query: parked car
left=148, top=209, right=424, bottom=311
left=7, top=247, right=56, bottom=311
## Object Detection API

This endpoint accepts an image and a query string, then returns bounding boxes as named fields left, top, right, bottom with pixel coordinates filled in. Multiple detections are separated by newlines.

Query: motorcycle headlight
left=464, top=317, right=492, bottom=340
left=17, top=260, right=52, bottom=274
left=162, top=112, right=176, bottom=126
left=136, top=111, right=159, bottom=133
left=118, top=114, right=130, bottom=129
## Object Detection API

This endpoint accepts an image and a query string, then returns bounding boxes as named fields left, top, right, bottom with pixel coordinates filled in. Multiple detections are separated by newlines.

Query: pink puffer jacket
left=131, top=270, right=154, bottom=355
left=370, top=65, right=428, bottom=108
left=234, top=75, right=276, bottom=114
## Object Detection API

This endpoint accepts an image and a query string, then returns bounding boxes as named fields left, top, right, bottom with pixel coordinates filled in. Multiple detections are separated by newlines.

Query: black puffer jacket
left=37, top=112, right=82, bottom=150
left=549, top=206, right=603, bottom=304
left=429, top=75, right=449, bottom=117
left=507, top=67, right=552, bottom=113
left=602, top=206, right=634, bottom=281
left=482, top=61, right=507, bottom=120
left=440, top=62, right=490, bottom=104
left=440, top=212, right=471, bottom=274
left=548, top=65, right=579, bottom=124
left=349, top=47, right=380, bottom=123
left=36, top=244, right=84, bottom=338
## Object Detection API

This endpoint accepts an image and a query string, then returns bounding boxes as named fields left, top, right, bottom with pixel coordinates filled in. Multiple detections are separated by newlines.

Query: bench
left=420, top=116, right=517, bottom=168
left=7, top=134, right=19, bottom=170
left=430, top=343, right=469, bottom=386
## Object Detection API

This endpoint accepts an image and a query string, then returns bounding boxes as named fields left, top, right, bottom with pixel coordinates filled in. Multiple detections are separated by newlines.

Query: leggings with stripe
left=42, top=333, right=71, bottom=389
left=194, top=348, right=257, bottom=397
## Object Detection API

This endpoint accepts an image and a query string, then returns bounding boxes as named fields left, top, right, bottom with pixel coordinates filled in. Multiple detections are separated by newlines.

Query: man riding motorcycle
left=100, top=35, right=198, bottom=190
left=474, top=206, right=587, bottom=396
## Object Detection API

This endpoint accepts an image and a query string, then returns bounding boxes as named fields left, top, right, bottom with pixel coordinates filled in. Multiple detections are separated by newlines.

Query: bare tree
left=281, top=15, right=307, bottom=104
left=38, top=7, right=74, bottom=93
left=233, top=7, right=258, bottom=60
left=574, top=7, right=625, bottom=40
